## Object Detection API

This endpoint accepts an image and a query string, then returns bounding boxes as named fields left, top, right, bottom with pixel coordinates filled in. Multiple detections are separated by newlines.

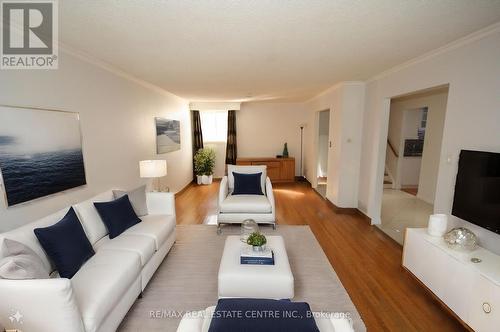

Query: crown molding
left=306, top=81, right=365, bottom=102
left=57, top=42, right=187, bottom=102
left=189, top=101, right=241, bottom=110
left=367, top=21, right=500, bottom=83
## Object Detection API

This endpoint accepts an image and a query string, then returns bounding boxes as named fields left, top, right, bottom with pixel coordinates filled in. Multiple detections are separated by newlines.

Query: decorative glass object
left=443, top=227, right=478, bottom=251
left=240, top=219, right=259, bottom=243
left=283, top=143, right=289, bottom=158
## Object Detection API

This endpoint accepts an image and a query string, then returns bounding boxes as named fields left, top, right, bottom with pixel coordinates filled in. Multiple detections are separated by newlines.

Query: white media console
left=403, top=228, right=500, bottom=332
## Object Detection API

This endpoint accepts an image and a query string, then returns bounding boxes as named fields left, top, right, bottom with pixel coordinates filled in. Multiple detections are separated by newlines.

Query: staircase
left=384, top=168, right=394, bottom=189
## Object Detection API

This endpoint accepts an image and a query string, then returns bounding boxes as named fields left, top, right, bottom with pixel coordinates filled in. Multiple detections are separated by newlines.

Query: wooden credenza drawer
left=255, top=161, right=280, bottom=168
left=236, top=157, right=295, bottom=182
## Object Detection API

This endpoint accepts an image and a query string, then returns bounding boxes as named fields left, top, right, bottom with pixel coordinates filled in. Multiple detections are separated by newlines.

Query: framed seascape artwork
left=0, top=105, right=87, bottom=206
left=155, top=117, right=181, bottom=154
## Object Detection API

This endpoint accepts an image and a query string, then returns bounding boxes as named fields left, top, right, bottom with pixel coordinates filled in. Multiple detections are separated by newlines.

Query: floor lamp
left=299, top=124, right=305, bottom=181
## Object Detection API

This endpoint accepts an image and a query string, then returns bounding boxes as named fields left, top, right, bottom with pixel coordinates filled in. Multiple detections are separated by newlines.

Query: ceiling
left=59, top=1, right=500, bottom=102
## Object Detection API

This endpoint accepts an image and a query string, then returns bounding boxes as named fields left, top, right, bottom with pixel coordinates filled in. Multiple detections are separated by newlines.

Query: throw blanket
left=208, top=298, right=320, bottom=332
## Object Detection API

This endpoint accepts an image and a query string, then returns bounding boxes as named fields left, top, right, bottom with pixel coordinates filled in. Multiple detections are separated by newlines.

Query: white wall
left=358, top=26, right=500, bottom=254
left=0, top=50, right=193, bottom=232
left=400, top=109, right=424, bottom=187
left=317, top=110, right=330, bottom=178
left=304, top=83, right=365, bottom=208
left=237, top=102, right=307, bottom=175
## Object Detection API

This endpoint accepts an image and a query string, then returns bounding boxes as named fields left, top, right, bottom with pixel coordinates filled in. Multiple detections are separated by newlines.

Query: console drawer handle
left=483, top=302, right=492, bottom=314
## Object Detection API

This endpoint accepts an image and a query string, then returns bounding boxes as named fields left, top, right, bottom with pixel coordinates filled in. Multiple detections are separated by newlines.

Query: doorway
left=378, top=86, right=449, bottom=244
left=316, top=109, right=330, bottom=198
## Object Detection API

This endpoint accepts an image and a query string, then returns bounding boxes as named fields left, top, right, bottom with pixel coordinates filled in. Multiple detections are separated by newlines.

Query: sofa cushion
left=232, top=172, right=264, bottom=195
left=227, top=165, right=267, bottom=194
left=74, top=191, right=114, bottom=245
left=94, top=195, right=141, bottom=239
left=93, top=234, right=155, bottom=267
left=0, top=239, right=49, bottom=279
left=123, top=214, right=175, bottom=250
left=0, top=208, right=69, bottom=273
left=220, top=195, right=272, bottom=214
left=113, top=185, right=148, bottom=217
left=34, top=207, right=95, bottom=279
left=71, top=249, right=141, bottom=332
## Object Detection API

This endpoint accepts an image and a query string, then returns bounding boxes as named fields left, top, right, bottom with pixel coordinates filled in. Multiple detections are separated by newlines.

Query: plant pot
left=252, top=245, right=266, bottom=253
left=201, top=175, right=213, bottom=185
left=196, top=175, right=203, bottom=185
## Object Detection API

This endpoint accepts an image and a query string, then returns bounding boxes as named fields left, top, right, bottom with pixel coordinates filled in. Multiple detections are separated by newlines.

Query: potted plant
left=194, top=148, right=216, bottom=185
left=246, top=232, right=267, bottom=252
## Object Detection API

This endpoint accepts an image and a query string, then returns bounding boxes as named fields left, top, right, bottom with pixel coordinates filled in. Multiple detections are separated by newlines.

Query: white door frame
left=311, top=109, right=330, bottom=189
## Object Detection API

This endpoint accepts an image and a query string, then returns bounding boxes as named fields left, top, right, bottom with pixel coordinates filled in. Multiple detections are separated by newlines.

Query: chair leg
left=217, top=223, right=222, bottom=235
left=272, top=223, right=276, bottom=230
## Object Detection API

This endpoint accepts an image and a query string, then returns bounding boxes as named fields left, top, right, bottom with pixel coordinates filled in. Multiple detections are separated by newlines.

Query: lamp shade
left=139, top=160, right=167, bottom=178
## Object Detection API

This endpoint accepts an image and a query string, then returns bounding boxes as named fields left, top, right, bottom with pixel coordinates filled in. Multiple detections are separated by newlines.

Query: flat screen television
left=452, top=150, right=500, bottom=234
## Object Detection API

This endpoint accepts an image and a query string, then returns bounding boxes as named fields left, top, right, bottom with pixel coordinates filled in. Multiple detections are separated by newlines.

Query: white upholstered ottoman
left=218, top=235, right=294, bottom=299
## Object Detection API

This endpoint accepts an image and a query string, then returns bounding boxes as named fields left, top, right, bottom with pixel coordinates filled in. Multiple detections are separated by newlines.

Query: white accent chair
left=0, top=191, right=176, bottom=332
left=217, top=165, right=276, bottom=233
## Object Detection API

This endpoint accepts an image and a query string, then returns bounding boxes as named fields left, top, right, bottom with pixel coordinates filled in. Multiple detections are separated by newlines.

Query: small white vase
left=428, top=214, right=448, bottom=237
left=196, top=175, right=202, bottom=185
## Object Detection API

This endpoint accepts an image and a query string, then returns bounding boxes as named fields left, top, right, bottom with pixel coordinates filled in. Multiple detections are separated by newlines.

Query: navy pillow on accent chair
left=93, top=194, right=141, bottom=239
left=33, top=207, right=95, bottom=279
left=232, top=172, right=264, bottom=195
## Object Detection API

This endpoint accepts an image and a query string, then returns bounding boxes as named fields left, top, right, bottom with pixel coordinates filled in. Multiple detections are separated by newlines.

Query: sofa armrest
left=265, top=177, right=275, bottom=216
left=218, top=176, right=229, bottom=210
left=146, top=192, right=176, bottom=216
left=0, top=278, right=85, bottom=332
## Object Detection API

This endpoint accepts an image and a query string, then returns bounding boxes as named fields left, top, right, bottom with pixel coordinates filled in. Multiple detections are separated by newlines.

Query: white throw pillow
left=0, top=238, right=49, bottom=279
left=113, top=185, right=148, bottom=216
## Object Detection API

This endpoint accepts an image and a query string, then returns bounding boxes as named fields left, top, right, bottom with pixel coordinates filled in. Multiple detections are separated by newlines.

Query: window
left=200, top=111, right=228, bottom=142
left=418, top=107, right=428, bottom=140
left=420, top=107, right=428, bottom=128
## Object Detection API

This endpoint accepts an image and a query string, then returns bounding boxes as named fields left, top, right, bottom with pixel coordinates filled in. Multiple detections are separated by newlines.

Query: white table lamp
left=427, top=214, right=448, bottom=237
left=140, top=160, right=167, bottom=192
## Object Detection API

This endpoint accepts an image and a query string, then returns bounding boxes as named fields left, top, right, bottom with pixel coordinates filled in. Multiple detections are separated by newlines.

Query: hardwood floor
left=175, top=181, right=466, bottom=332
left=401, top=187, right=419, bottom=196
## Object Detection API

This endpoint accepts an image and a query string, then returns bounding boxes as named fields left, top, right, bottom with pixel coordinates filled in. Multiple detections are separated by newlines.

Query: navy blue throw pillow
left=34, top=207, right=95, bottom=279
left=232, top=172, right=263, bottom=195
left=93, top=195, right=141, bottom=239
left=208, top=298, right=319, bottom=332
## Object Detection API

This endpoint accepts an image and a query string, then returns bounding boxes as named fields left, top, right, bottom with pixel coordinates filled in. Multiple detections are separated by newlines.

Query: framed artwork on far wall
left=155, top=117, right=181, bottom=154
left=0, top=105, right=87, bottom=207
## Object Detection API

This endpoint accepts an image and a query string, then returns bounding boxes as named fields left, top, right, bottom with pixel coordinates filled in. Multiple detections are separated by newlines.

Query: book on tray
left=240, top=246, right=274, bottom=265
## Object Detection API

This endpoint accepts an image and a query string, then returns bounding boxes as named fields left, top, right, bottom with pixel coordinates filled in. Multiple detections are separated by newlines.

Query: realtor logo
left=1, top=0, right=58, bottom=69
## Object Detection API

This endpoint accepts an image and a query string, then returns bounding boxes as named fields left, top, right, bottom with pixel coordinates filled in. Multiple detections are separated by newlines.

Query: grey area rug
left=119, top=225, right=366, bottom=332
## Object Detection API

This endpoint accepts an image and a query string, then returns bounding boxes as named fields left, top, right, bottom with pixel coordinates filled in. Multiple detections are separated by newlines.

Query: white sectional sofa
left=0, top=190, right=176, bottom=332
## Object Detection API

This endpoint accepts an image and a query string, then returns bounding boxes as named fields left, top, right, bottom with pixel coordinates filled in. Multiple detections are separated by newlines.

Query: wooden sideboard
left=236, top=157, right=295, bottom=183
